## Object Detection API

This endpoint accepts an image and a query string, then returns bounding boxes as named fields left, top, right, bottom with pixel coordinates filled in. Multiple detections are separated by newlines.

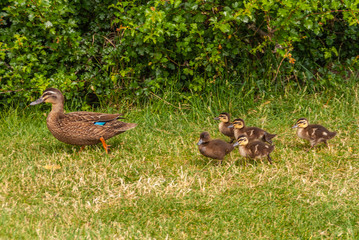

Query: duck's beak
left=233, top=142, right=239, bottom=147
left=30, top=97, right=44, bottom=105
left=197, top=139, right=203, bottom=145
left=214, top=117, right=220, bottom=120
left=291, top=124, right=298, bottom=129
left=228, top=124, right=234, bottom=128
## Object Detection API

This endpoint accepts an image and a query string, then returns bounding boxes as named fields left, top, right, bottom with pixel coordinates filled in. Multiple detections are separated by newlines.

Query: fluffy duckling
left=214, top=112, right=235, bottom=143
left=292, top=118, right=336, bottom=150
left=229, top=118, right=276, bottom=144
left=236, top=135, right=275, bottom=164
left=30, top=88, right=137, bottom=153
left=197, top=131, right=238, bottom=164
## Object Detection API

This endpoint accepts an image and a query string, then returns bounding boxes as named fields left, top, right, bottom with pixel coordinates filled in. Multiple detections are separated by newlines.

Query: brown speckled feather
left=47, top=112, right=137, bottom=145
left=66, top=111, right=122, bottom=123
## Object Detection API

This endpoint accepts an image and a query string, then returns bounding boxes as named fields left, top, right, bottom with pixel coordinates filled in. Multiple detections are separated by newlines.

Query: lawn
left=0, top=85, right=358, bottom=239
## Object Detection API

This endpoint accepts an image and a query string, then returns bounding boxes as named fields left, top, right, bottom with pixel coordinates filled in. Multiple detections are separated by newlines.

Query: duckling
left=30, top=88, right=137, bottom=153
left=197, top=131, right=238, bottom=164
left=292, top=118, right=336, bottom=150
left=236, top=135, right=274, bottom=164
left=214, top=112, right=235, bottom=143
left=229, top=118, right=276, bottom=144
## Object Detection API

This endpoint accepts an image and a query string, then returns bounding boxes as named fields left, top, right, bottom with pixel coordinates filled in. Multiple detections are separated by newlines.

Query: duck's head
left=229, top=118, right=245, bottom=129
left=30, top=88, right=64, bottom=106
left=197, top=131, right=211, bottom=145
left=236, top=135, right=249, bottom=146
left=214, top=112, right=230, bottom=123
left=292, top=118, right=308, bottom=129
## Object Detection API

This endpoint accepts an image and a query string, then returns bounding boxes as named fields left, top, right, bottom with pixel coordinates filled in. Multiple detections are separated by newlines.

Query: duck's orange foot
left=100, top=137, right=110, bottom=154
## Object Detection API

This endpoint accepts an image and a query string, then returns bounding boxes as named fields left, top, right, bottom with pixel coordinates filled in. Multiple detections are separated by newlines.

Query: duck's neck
left=48, top=102, right=65, bottom=119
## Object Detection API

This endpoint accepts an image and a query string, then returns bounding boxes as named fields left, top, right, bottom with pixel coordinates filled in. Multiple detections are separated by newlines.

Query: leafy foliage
left=0, top=0, right=358, bottom=107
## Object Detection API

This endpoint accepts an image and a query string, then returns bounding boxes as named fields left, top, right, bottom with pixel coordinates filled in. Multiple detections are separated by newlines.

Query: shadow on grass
left=193, top=156, right=274, bottom=168
left=232, top=157, right=274, bottom=167
left=30, top=136, right=140, bottom=155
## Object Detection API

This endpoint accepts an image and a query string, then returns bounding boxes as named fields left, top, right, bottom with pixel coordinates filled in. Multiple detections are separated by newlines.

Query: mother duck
left=30, top=88, right=137, bottom=153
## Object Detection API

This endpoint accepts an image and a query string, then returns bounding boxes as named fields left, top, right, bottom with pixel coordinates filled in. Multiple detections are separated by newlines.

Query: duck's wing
left=307, top=124, right=333, bottom=140
left=247, top=141, right=274, bottom=157
left=245, top=127, right=265, bottom=140
left=64, top=111, right=123, bottom=123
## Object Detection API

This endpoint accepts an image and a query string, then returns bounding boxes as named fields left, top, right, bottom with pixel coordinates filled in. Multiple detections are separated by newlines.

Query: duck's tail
left=329, top=131, right=337, bottom=139
left=264, top=133, right=277, bottom=144
left=267, top=133, right=277, bottom=140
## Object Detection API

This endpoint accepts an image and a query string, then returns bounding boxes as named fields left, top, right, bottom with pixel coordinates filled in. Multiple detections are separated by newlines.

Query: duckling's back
left=199, top=139, right=234, bottom=160
left=246, top=141, right=274, bottom=158
left=304, top=124, right=336, bottom=140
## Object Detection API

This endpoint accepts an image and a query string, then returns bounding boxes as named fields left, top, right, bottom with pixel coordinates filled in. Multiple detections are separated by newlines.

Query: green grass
left=1, top=85, right=359, bottom=239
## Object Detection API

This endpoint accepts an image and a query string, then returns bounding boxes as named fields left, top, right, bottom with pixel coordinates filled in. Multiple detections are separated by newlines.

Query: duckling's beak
left=291, top=124, right=298, bottom=129
left=30, top=97, right=44, bottom=105
left=214, top=117, right=220, bottom=120
left=228, top=124, right=234, bottom=128
left=233, top=142, right=239, bottom=147
left=197, top=139, right=203, bottom=145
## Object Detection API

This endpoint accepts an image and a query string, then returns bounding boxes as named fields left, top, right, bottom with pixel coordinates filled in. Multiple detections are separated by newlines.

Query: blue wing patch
left=94, top=121, right=107, bottom=126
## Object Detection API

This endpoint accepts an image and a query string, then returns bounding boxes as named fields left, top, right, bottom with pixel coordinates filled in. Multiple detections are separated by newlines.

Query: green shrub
left=0, top=0, right=118, bottom=108
left=0, top=0, right=358, bottom=107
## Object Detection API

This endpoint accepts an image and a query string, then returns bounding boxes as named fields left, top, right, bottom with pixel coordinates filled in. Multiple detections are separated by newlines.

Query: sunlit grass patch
left=0, top=87, right=358, bottom=239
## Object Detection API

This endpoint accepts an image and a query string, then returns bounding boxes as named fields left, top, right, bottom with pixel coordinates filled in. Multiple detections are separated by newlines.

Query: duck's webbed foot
left=100, top=137, right=110, bottom=154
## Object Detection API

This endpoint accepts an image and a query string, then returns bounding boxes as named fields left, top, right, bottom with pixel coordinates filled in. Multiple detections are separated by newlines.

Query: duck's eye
left=45, top=95, right=57, bottom=101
